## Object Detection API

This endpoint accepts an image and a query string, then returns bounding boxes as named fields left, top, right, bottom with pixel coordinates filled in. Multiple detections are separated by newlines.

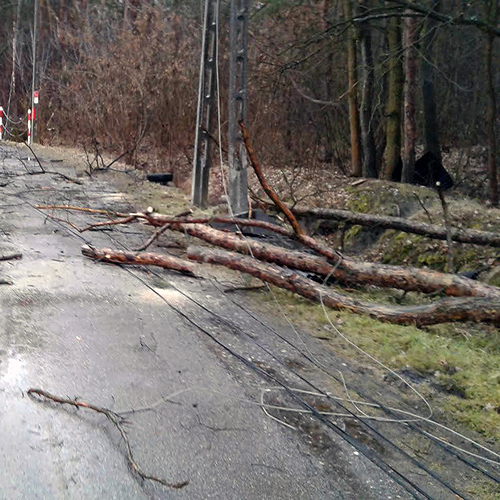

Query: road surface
left=0, top=143, right=468, bottom=499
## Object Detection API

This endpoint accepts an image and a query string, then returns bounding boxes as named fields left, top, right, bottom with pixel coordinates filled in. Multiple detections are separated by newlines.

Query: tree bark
left=6, top=0, right=23, bottom=119
left=421, top=0, right=442, bottom=162
left=344, top=0, right=362, bottom=177
left=358, top=0, right=378, bottom=178
left=402, top=10, right=418, bottom=183
left=187, top=246, right=500, bottom=326
left=170, top=223, right=500, bottom=298
left=486, top=0, right=499, bottom=206
left=382, top=14, right=403, bottom=179
left=81, top=245, right=197, bottom=275
left=289, top=206, right=500, bottom=247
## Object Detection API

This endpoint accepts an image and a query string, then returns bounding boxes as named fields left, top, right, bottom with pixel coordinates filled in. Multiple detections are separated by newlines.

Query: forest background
left=0, top=0, right=498, bottom=205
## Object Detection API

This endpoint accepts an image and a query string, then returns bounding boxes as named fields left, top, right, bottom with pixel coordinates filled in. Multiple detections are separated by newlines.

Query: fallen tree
left=288, top=206, right=500, bottom=248
left=187, top=246, right=500, bottom=327
left=42, top=204, right=500, bottom=325
left=81, top=245, right=197, bottom=276
left=169, top=223, right=500, bottom=299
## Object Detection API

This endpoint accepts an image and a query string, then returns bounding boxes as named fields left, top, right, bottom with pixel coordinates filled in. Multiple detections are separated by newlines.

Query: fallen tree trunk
left=172, top=223, right=500, bottom=298
left=38, top=206, right=500, bottom=298
left=290, top=206, right=500, bottom=248
left=81, top=245, right=197, bottom=276
left=187, top=246, right=500, bottom=326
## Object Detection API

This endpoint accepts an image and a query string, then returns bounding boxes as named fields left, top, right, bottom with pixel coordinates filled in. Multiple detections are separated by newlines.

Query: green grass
left=254, top=287, right=500, bottom=442
left=466, top=479, right=500, bottom=500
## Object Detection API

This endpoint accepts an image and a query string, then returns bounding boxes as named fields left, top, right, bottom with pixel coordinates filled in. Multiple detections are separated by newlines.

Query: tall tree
left=344, top=0, right=362, bottom=177
left=6, top=0, right=23, bottom=119
left=358, top=0, right=377, bottom=178
left=382, top=14, right=403, bottom=179
left=421, top=0, right=441, bottom=162
left=485, top=0, right=499, bottom=206
left=402, top=10, right=418, bottom=183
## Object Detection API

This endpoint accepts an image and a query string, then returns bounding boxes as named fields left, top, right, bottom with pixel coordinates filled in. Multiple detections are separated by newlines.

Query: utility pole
left=191, top=0, right=219, bottom=208
left=228, top=0, right=249, bottom=215
left=31, top=0, right=41, bottom=144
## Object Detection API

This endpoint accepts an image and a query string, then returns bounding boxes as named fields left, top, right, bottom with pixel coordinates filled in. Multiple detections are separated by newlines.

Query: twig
left=239, top=121, right=305, bottom=237
left=134, top=223, right=170, bottom=252
left=44, top=214, right=83, bottom=232
left=248, top=186, right=269, bottom=207
left=134, top=210, right=192, bottom=252
left=81, top=215, right=139, bottom=232
left=436, top=182, right=454, bottom=273
left=413, top=192, right=433, bottom=224
left=104, top=149, right=133, bottom=171
left=27, top=388, right=188, bottom=489
left=22, top=143, right=82, bottom=184
left=23, top=141, right=45, bottom=173
left=35, top=205, right=128, bottom=217
left=0, top=253, right=22, bottom=261
left=223, top=284, right=266, bottom=293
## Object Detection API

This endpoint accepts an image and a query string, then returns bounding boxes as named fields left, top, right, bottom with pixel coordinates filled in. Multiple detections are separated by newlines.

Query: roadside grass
left=252, top=286, right=500, bottom=443
left=466, top=479, right=500, bottom=500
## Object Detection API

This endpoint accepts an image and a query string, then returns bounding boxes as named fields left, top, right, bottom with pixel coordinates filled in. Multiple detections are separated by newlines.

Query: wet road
left=0, top=144, right=419, bottom=499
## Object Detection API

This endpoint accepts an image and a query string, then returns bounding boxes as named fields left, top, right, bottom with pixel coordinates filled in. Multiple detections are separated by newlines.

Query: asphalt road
left=0, top=143, right=433, bottom=499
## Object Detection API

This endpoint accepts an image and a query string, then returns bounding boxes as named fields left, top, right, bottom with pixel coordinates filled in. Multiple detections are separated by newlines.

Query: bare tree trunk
left=402, top=10, right=418, bottom=183
left=322, top=0, right=334, bottom=163
left=58, top=0, right=66, bottom=27
left=486, top=0, right=499, bottom=206
left=187, top=246, right=500, bottom=327
left=358, top=0, right=377, bottom=178
left=382, top=14, right=403, bottom=179
left=174, top=223, right=500, bottom=298
left=289, top=205, right=500, bottom=247
left=123, top=0, right=129, bottom=26
left=6, top=0, right=23, bottom=119
left=422, top=0, right=442, bottom=162
left=81, top=245, right=197, bottom=275
left=344, top=0, right=362, bottom=177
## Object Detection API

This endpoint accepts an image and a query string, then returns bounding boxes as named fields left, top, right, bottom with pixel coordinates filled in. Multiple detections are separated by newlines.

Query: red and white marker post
left=27, top=109, right=32, bottom=145
left=0, top=107, right=4, bottom=140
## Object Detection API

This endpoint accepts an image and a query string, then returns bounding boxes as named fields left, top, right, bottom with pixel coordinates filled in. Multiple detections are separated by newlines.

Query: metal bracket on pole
left=228, top=0, right=249, bottom=216
left=191, top=0, right=219, bottom=208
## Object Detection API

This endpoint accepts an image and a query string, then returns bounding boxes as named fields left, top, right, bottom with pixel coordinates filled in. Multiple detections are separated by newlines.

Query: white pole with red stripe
left=0, top=107, right=4, bottom=140
left=27, top=109, right=32, bottom=145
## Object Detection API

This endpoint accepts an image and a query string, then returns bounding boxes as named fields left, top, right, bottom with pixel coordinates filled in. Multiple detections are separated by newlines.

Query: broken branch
left=81, top=245, right=197, bottom=276
left=35, top=205, right=128, bottom=217
left=239, top=121, right=305, bottom=236
left=27, top=388, right=188, bottom=489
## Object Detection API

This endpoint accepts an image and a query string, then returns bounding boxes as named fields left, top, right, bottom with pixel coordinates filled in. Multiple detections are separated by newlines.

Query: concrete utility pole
left=191, top=0, right=219, bottom=208
left=31, top=0, right=41, bottom=144
left=228, top=0, right=249, bottom=215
